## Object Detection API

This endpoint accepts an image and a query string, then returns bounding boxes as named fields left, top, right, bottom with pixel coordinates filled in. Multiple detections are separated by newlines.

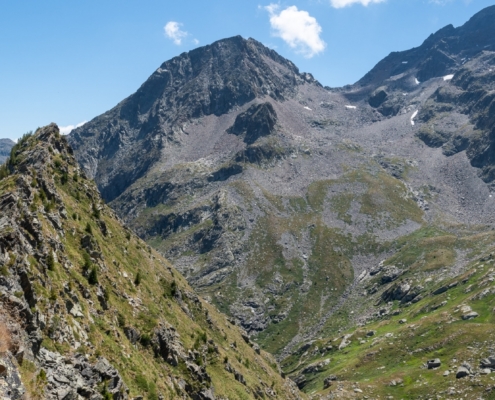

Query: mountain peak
left=69, top=36, right=320, bottom=201
left=357, top=4, right=495, bottom=87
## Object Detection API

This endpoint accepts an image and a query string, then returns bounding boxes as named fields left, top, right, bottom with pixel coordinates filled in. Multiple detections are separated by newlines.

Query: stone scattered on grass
left=427, top=358, right=441, bottom=369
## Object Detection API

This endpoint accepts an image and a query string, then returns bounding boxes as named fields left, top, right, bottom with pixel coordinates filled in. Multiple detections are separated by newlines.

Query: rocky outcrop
left=227, top=102, right=278, bottom=144
left=38, top=349, right=129, bottom=400
left=0, top=124, right=303, bottom=399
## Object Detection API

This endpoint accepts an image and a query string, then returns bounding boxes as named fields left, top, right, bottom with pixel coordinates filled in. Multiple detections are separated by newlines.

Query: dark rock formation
left=227, top=102, right=278, bottom=144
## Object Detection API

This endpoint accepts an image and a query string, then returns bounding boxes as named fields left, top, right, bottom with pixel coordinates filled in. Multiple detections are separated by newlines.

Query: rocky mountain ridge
left=0, top=124, right=302, bottom=399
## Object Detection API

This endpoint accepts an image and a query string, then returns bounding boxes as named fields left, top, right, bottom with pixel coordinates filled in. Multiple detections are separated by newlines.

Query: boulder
left=381, top=265, right=401, bottom=284
left=456, top=367, right=470, bottom=379
left=480, top=356, right=495, bottom=369
left=427, top=359, right=441, bottom=369
left=323, top=375, right=337, bottom=389
left=462, top=311, right=479, bottom=320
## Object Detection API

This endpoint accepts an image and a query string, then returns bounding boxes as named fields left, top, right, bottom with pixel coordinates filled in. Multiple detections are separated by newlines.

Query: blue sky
left=1, top=0, right=493, bottom=140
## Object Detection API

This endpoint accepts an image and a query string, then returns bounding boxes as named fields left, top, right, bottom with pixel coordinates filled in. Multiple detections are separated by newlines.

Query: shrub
left=0, top=265, right=9, bottom=277
left=135, top=374, right=149, bottom=392
left=117, top=313, right=126, bottom=328
left=92, top=203, right=100, bottom=219
left=134, top=271, right=142, bottom=286
left=82, top=251, right=92, bottom=272
left=44, top=200, right=54, bottom=213
left=88, top=266, right=98, bottom=285
left=85, top=222, right=92, bottom=234
left=0, top=163, right=9, bottom=180
left=49, top=288, right=57, bottom=301
left=171, top=280, right=177, bottom=297
left=140, top=333, right=152, bottom=347
left=103, top=286, right=110, bottom=302
left=61, top=172, right=68, bottom=185
left=39, top=189, right=47, bottom=202
left=46, top=252, right=55, bottom=271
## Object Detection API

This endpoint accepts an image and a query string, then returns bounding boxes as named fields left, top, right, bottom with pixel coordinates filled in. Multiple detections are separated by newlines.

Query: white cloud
left=265, top=4, right=326, bottom=58
left=164, top=21, right=188, bottom=45
left=329, top=0, right=385, bottom=8
left=59, top=121, right=87, bottom=135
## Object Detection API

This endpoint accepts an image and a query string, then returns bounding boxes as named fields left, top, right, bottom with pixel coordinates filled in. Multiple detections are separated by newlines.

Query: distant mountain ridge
left=0, top=138, right=15, bottom=164
left=356, top=5, right=495, bottom=87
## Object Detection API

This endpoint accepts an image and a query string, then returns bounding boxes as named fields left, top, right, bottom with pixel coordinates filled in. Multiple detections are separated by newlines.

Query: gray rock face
left=0, top=353, right=25, bottom=399
left=38, top=349, right=129, bottom=400
left=69, top=35, right=313, bottom=202
left=227, top=102, right=278, bottom=144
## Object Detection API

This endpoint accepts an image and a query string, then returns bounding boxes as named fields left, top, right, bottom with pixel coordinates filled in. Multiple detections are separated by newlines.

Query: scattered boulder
left=427, top=359, right=441, bottom=369
left=456, top=366, right=470, bottom=379
left=302, top=359, right=330, bottom=374
left=380, top=265, right=401, bottom=284
left=480, top=356, right=495, bottom=369
left=124, top=326, right=141, bottom=345
left=323, top=375, right=337, bottom=389
left=462, top=311, right=479, bottom=320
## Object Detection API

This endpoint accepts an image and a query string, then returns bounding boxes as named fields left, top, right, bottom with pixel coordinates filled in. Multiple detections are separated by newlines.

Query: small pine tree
left=170, top=280, right=177, bottom=297
left=92, top=203, right=100, bottom=219
left=117, top=313, right=126, bottom=328
left=134, top=271, right=142, bottom=286
left=46, top=252, right=55, bottom=271
left=85, top=222, right=92, bottom=234
left=88, top=266, right=98, bottom=285
left=61, top=172, right=68, bottom=185
left=82, top=251, right=92, bottom=272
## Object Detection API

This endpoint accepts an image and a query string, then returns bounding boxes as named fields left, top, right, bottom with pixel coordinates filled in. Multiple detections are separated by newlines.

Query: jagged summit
left=69, top=35, right=319, bottom=202
left=357, top=5, right=495, bottom=87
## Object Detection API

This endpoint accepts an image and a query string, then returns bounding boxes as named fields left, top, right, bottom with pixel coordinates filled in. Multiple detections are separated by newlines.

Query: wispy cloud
left=164, top=21, right=188, bottom=45
left=59, top=121, right=87, bottom=135
left=264, top=4, right=326, bottom=58
left=329, top=0, right=385, bottom=8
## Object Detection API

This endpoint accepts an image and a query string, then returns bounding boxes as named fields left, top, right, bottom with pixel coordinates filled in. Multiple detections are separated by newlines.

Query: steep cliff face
left=0, top=124, right=302, bottom=399
left=415, top=51, right=495, bottom=187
